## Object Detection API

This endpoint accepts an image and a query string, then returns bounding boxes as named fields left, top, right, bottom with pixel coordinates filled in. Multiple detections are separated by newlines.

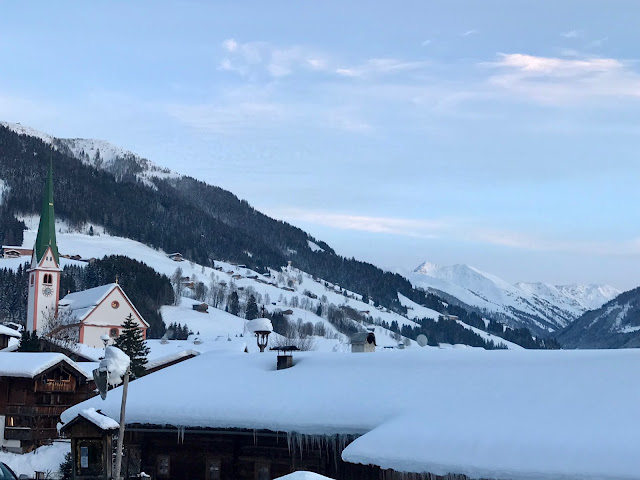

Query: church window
left=111, top=301, right=120, bottom=309
left=30, top=275, right=34, bottom=286
left=43, top=274, right=52, bottom=285
left=110, top=328, right=119, bottom=338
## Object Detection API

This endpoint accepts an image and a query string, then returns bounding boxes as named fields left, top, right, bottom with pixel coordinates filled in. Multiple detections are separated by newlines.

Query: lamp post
left=113, top=367, right=130, bottom=480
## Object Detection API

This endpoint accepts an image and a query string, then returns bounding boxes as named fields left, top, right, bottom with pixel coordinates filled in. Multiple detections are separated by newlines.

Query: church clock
left=42, top=286, right=54, bottom=297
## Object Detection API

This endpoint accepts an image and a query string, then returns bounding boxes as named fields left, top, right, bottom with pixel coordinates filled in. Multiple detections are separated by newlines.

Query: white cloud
left=485, top=53, right=640, bottom=104
left=462, top=29, right=478, bottom=37
left=421, top=39, right=432, bottom=47
left=561, top=30, right=581, bottom=38
left=335, top=58, right=429, bottom=78
left=269, top=207, right=640, bottom=257
left=222, top=38, right=238, bottom=52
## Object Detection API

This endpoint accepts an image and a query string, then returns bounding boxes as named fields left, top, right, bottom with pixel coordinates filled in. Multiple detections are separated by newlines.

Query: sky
left=1, top=1, right=640, bottom=289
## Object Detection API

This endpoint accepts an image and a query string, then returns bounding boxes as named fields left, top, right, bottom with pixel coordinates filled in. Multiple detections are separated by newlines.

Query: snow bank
left=276, top=472, right=334, bottom=480
left=100, top=346, right=130, bottom=386
left=79, top=408, right=119, bottom=430
left=0, top=442, right=69, bottom=478
left=246, top=318, right=273, bottom=333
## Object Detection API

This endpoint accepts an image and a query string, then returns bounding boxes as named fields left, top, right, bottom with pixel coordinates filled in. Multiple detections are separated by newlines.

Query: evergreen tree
left=18, top=330, right=41, bottom=352
left=59, top=452, right=73, bottom=480
left=114, top=314, right=150, bottom=379
left=245, top=294, right=259, bottom=320
left=228, top=291, right=240, bottom=316
left=315, top=303, right=323, bottom=317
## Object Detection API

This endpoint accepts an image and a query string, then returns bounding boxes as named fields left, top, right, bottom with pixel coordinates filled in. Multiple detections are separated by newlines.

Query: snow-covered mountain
left=556, top=286, right=640, bottom=348
left=405, top=261, right=620, bottom=336
left=0, top=121, right=180, bottom=189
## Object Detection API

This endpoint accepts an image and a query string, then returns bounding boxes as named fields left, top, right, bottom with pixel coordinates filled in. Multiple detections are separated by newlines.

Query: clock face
left=42, top=286, right=53, bottom=297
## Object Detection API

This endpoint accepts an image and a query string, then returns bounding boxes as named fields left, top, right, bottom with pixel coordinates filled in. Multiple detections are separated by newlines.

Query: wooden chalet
left=0, top=325, right=20, bottom=350
left=0, top=353, right=94, bottom=452
left=1, top=246, right=33, bottom=258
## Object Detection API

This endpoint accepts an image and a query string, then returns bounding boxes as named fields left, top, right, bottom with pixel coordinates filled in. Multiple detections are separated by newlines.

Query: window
left=43, top=274, right=52, bottom=285
left=157, top=455, right=170, bottom=478
left=206, top=459, right=221, bottom=480
left=111, top=300, right=120, bottom=309
left=109, top=328, right=119, bottom=338
left=30, top=274, right=34, bottom=286
left=255, top=463, right=270, bottom=480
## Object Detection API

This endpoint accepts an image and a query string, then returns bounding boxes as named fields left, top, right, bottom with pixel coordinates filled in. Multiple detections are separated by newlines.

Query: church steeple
left=34, top=160, right=59, bottom=265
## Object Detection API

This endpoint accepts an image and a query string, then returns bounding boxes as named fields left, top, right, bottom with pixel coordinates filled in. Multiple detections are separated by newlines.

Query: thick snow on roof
left=276, top=472, right=334, bottom=480
left=0, top=352, right=90, bottom=378
left=59, top=283, right=117, bottom=320
left=79, top=408, right=119, bottom=430
left=246, top=317, right=273, bottom=333
left=61, top=348, right=640, bottom=479
left=0, top=325, right=21, bottom=338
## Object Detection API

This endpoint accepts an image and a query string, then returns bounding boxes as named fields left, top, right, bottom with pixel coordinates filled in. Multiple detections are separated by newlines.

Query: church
left=26, top=162, right=148, bottom=349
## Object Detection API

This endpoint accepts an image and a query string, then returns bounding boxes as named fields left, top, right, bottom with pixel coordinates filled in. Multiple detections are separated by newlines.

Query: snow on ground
left=276, top=472, right=334, bottom=480
left=0, top=441, right=69, bottom=478
left=61, top=348, right=640, bottom=480
left=0, top=178, right=8, bottom=204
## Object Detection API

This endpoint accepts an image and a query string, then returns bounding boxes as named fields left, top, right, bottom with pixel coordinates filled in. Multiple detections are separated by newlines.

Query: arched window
left=109, top=328, right=119, bottom=338
left=43, top=274, right=52, bottom=285
left=30, top=274, right=34, bottom=286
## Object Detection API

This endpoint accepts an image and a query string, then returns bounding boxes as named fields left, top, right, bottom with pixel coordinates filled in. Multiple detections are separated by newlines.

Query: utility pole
left=113, top=367, right=130, bottom=480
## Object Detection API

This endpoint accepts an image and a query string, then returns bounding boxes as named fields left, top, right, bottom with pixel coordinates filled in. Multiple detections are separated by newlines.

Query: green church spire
left=34, top=160, right=59, bottom=265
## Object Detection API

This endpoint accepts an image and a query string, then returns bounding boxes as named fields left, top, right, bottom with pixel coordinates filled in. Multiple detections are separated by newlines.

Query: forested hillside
left=0, top=125, right=553, bottom=347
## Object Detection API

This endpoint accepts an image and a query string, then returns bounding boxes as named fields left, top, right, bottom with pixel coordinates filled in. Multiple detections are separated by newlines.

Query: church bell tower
left=26, top=161, right=60, bottom=334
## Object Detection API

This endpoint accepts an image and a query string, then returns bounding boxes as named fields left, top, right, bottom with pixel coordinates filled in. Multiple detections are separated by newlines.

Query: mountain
left=556, top=287, right=640, bottom=348
left=405, top=261, right=620, bottom=336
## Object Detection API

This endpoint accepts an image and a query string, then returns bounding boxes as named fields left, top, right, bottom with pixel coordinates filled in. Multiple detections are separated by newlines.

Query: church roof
left=34, top=160, right=59, bottom=265
left=59, top=283, right=149, bottom=327
left=59, top=284, right=118, bottom=322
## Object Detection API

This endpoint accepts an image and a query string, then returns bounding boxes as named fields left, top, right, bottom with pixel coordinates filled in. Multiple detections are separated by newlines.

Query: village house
left=0, top=325, right=20, bottom=351
left=350, top=331, right=376, bottom=353
left=60, top=349, right=640, bottom=480
left=0, top=352, right=94, bottom=453
left=57, top=283, right=148, bottom=349
left=167, top=253, right=184, bottom=262
left=1, top=246, right=33, bottom=258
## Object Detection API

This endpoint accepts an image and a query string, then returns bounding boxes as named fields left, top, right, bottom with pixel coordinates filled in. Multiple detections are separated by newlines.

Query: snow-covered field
left=0, top=442, right=69, bottom=478
left=60, top=348, right=640, bottom=480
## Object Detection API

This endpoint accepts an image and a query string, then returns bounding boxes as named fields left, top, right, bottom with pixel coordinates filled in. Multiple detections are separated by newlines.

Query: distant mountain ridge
left=405, top=261, right=620, bottom=336
left=556, top=286, right=640, bottom=348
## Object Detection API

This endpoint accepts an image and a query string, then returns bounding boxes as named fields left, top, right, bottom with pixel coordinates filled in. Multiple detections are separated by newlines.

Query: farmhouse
left=0, top=352, right=94, bottom=453
left=350, top=331, right=376, bottom=353
left=60, top=349, right=640, bottom=480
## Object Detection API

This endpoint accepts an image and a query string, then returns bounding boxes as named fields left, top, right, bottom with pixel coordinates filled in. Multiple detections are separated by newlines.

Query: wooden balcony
left=6, top=405, right=68, bottom=416
left=34, top=380, right=76, bottom=393
left=4, top=427, right=58, bottom=441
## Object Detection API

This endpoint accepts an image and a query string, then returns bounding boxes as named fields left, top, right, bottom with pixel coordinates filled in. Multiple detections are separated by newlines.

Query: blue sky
left=1, top=1, right=640, bottom=289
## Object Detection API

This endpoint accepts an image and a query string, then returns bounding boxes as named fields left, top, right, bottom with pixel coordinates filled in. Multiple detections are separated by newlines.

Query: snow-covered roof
left=61, top=348, right=640, bottom=480
left=276, top=473, right=334, bottom=480
left=0, top=352, right=91, bottom=379
left=0, top=325, right=21, bottom=338
left=59, top=283, right=148, bottom=327
left=58, top=283, right=118, bottom=321
left=79, top=408, right=119, bottom=430
left=246, top=318, right=273, bottom=333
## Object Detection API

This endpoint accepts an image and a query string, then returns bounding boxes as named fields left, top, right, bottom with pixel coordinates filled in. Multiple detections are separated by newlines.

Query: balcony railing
left=4, top=427, right=58, bottom=441
left=34, top=380, right=76, bottom=393
left=6, top=405, right=68, bottom=416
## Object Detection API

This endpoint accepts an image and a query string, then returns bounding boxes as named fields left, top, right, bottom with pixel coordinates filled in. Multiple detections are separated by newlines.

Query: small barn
left=350, top=332, right=376, bottom=353
left=0, top=325, right=20, bottom=350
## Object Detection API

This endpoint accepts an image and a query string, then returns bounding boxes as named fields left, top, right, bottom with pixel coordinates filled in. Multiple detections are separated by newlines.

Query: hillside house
left=350, top=332, right=376, bottom=353
left=192, top=303, right=209, bottom=313
left=58, top=283, right=148, bottom=349
left=1, top=246, right=33, bottom=258
left=167, top=253, right=184, bottom=262
left=60, top=349, right=640, bottom=480
left=0, top=325, right=20, bottom=350
left=0, top=352, right=94, bottom=452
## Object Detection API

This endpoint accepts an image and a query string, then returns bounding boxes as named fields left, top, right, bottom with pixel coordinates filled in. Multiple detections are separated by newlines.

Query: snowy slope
left=556, top=286, right=640, bottom=348
left=0, top=121, right=180, bottom=189
left=405, top=261, right=619, bottom=335
left=1, top=227, right=517, bottom=351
